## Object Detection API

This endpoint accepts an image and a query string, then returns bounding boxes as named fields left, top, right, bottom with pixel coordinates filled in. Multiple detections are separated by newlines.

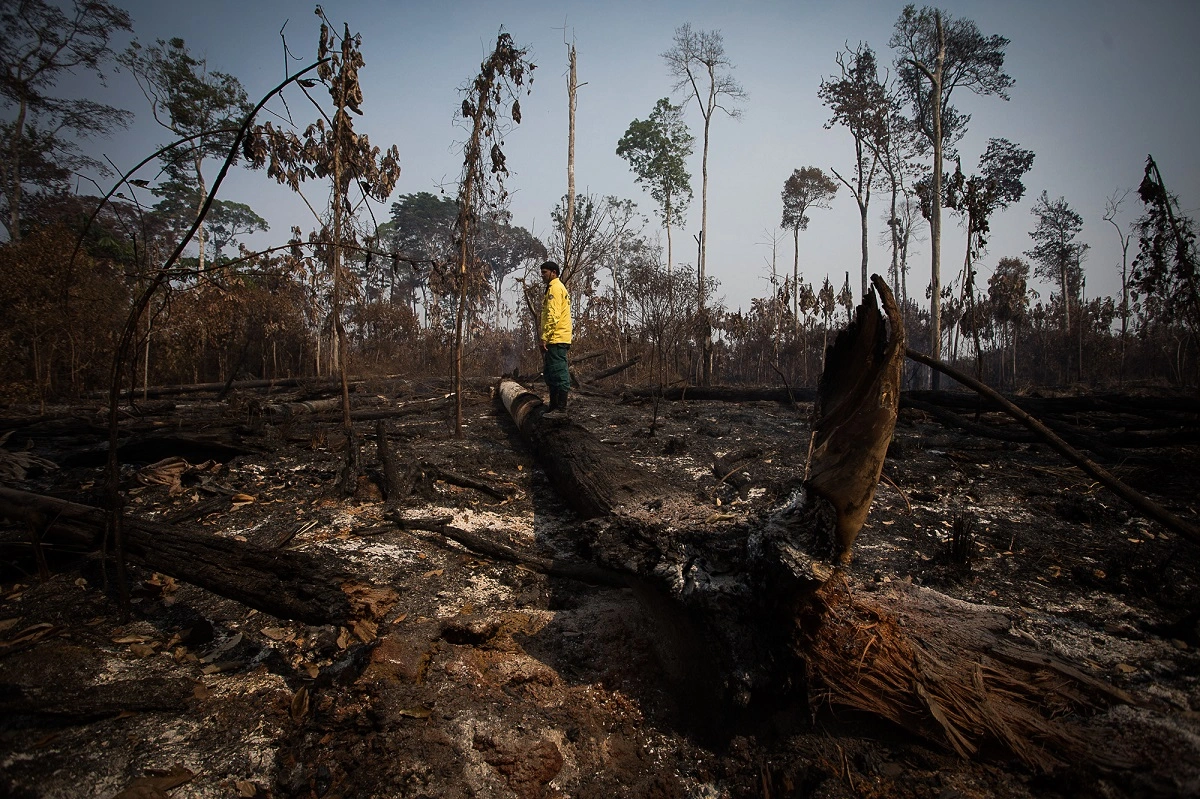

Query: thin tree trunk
left=929, top=14, right=946, bottom=389
left=564, top=45, right=577, bottom=272
left=7, top=97, right=27, bottom=240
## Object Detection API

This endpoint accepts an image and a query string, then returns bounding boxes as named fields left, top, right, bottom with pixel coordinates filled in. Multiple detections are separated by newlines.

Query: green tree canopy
left=1025, top=191, right=1088, bottom=331
left=616, top=98, right=693, bottom=231
left=120, top=36, right=254, bottom=270
left=0, top=0, right=132, bottom=239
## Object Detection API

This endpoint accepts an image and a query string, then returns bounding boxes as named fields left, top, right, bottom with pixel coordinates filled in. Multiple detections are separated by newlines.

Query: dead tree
left=494, top=275, right=1133, bottom=770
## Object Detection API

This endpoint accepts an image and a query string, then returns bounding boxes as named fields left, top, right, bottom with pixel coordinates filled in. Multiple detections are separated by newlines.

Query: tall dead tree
left=452, top=30, right=535, bottom=437
left=564, top=42, right=577, bottom=270
left=662, top=24, right=745, bottom=385
left=247, top=14, right=400, bottom=490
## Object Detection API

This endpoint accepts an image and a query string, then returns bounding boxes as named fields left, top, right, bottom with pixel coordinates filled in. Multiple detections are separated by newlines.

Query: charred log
left=624, top=385, right=817, bottom=403
left=0, top=486, right=394, bottom=626
left=806, top=275, right=905, bottom=565
left=907, top=348, right=1200, bottom=547
left=489, top=276, right=1132, bottom=770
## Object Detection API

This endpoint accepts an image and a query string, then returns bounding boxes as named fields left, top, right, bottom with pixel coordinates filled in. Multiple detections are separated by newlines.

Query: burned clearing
left=1, top=369, right=1199, bottom=798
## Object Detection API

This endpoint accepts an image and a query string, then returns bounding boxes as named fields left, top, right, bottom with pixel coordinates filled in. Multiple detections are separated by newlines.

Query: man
left=539, top=260, right=572, bottom=417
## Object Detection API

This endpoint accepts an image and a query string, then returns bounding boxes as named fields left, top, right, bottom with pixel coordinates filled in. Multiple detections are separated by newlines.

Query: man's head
left=539, top=261, right=560, bottom=283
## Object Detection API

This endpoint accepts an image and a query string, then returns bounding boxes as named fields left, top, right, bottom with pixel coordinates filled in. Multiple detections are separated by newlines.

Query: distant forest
left=2, top=1, right=1197, bottom=407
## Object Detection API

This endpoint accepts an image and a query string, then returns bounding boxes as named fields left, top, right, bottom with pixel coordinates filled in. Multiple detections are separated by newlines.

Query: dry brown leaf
left=111, top=764, right=194, bottom=798
left=260, top=627, right=292, bottom=642
left=4, top=623, right=55, bottom=645
left=422, top=569, right=444, bottom=578
left=129, top=643, right=156, bottom=658
left=290, top=686, right=309, bottom=723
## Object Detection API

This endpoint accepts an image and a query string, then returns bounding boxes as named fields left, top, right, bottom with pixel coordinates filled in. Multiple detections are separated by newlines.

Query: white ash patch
left=435, top=571, right=515, bottom=617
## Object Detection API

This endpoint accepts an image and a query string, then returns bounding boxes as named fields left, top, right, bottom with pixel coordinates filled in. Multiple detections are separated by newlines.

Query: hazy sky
left=56, top=0, right=1200, bottom=316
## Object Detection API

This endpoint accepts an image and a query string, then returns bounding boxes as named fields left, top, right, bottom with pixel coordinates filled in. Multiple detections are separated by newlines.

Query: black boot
left=545, top=389, right=566, bottom=418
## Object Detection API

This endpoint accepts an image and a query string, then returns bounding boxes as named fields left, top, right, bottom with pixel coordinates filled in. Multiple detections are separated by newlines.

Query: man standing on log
left=539, top=260, right=572, bottom=417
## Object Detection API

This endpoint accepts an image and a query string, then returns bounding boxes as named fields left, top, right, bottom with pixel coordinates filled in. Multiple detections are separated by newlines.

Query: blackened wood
left=377, top=420, right=401, bottom=502
left=582, top=355, right=641, bottom=383
left=497, top=378, right=672, bottom=518
left=0, top=486, right=366, bottom=625
left=624, top=385, right=818, bottom=403
left=806, top=275, right=905, bottom=564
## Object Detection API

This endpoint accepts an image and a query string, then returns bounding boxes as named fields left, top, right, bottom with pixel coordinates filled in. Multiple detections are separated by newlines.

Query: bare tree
left=564, top=42, right=578, bottom=270
left=819, top=43, right=888, bottom=297
left=1103, top=188, right=1134, bottom=378
left=662, top=23, right=746, bottom=380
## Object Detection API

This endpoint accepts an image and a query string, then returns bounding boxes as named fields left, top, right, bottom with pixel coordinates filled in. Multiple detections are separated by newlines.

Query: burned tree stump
left=493, top=276, right=1133, bottom=771
left=806, top=273, right=905, bottom=564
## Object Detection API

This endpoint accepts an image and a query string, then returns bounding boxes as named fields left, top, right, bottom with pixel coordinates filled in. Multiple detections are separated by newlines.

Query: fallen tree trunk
left=490, top=276, right=1133, bottom=771
left=623, top=384, right=818, bottom=403
left=496, top=379, right=671, bottom=518
left=0, top=486, right=395, bottom=626
left=90, top=375, right=380, bottom=400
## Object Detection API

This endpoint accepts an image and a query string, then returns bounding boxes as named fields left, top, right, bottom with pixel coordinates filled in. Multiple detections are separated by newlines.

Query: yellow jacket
left=540, top=277, right=572, bottom=344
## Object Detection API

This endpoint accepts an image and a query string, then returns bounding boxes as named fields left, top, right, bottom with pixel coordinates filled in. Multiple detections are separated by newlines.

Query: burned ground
left=1, top=377, right=1198, bottom=798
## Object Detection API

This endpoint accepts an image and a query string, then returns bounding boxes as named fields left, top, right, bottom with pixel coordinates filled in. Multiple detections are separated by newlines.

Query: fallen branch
left=0, top=486, right=394, bottom=626
left=422, top=462, right=512, bottom=502
left=582, top=355, right=641, bottom=384
left=906, top=348, right=1200, bottom=547
left=384, top=512, right=627, bottom=587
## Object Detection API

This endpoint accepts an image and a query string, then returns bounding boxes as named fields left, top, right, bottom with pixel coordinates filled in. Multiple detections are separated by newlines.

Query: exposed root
left=802, top=578, right=1137, bottom=772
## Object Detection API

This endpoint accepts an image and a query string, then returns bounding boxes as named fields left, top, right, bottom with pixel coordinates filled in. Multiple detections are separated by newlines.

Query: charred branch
left=907, top=348, right=1200, bottom=547
left=0, top=486, right=394, bottom=626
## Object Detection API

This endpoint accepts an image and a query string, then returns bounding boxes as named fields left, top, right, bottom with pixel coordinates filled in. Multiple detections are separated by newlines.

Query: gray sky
left=60, top=0, right=1200, bottom=316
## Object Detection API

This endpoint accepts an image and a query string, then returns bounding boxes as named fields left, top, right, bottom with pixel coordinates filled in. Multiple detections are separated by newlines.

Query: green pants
left=543, top=343, right=571, bottom=392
